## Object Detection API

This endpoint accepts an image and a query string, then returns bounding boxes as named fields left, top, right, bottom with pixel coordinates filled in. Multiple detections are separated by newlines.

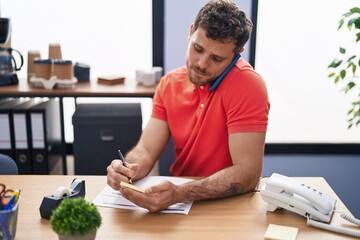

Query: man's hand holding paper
left=120, top=180, right=180, bottom=212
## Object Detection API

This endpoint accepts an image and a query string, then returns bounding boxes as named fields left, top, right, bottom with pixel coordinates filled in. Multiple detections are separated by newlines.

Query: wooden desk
left=0, top=79, right=157, bottom=98
left=2, top=175, right=358, bottom=239
left=0, top=80, right=157, bottom=174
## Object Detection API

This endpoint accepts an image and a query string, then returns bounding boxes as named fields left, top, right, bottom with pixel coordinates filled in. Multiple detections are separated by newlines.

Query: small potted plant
left=50, top=197, right=102, bottom=240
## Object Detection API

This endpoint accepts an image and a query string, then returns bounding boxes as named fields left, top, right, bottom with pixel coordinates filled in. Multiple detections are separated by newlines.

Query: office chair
left=0, top=154, right=18, bottom=174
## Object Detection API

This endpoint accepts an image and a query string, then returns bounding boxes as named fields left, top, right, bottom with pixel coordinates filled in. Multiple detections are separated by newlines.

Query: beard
left=187, top=64, right=217, bottom=86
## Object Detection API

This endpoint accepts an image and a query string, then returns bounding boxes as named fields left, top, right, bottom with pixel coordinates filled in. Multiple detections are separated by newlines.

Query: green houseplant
left=328, top=7, right=360, bottom=128
left=50, top=197, right=102, bottom=240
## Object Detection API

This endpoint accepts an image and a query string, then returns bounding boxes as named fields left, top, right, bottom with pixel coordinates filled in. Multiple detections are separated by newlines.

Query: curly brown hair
left=193, top=0, right=253, bottom=55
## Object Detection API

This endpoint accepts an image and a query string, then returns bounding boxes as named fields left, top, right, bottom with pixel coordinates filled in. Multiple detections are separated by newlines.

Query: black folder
left=0, top=99, right=26, bottom=160
left=12, top=99, right=39, bottom=174
left=29, top=99, right=62, bottom=174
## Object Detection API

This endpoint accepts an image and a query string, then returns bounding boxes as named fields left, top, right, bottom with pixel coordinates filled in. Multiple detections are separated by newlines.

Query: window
left=255, top=0, right=360, bottom=143
left=2, top=0, right=153, bottom=79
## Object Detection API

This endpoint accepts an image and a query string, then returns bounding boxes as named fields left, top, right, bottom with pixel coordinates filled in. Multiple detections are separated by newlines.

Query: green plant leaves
left=355, top=18, right=360, bottom=29
left=328, top=7, right=360, bottom=129
left=338, top=18, right=345, bottom=29
left=346, top=58, right=357, bottom=75
left=328, top=72, right=336, bottom=78
left=347, top=18, right=357, bottom=30
left=340, top=69, right=346, bottom=79
left=328, top=59, right=343, bottom=68
left=347, top=55, right=356, bottom=62
left=350, top=7, right=360, bottom=14
left=343, top=81, right=355, bottom=93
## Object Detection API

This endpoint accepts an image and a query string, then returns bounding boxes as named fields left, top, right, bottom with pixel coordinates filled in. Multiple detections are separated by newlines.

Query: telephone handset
left=209, top=53, right=241, bottom=92
left=261, top=173, right=360, bottom=238
left=260, top=173, right=336, bottom=223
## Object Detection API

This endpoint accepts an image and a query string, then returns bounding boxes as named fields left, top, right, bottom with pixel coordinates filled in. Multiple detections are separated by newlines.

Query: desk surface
left=2, top=175, right=358, bottom=239
left=0, top=79, right=157, bottom=98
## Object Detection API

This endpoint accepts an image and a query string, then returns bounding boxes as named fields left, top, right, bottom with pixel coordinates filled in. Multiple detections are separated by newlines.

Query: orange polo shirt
left=152, top=59, right=270, bottom=176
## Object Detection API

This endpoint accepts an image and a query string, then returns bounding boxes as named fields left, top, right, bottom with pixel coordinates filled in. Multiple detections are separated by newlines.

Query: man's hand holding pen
left=118, top=150, right=133, bottom=184
left=106, top=151, right=138, bottom=190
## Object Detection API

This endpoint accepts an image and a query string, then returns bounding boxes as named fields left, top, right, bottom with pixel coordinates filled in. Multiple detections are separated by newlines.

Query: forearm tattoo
left=186, top=182, right=245, bottom=200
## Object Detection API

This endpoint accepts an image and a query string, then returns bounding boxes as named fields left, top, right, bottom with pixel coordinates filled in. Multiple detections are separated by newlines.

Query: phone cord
left=306, top=216, right=360, bottom=238
left=341, top=213, right=360, bottom=226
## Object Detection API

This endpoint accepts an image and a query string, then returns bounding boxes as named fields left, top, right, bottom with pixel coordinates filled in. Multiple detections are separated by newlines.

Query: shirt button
left=200, top=103, right=204, bottom=108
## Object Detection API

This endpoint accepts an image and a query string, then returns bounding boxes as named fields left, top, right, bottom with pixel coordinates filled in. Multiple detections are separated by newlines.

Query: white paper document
left=93, top=176, right=194, bottom=215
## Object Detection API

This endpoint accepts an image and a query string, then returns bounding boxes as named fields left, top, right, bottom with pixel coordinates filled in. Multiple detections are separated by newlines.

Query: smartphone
left=209, top=53, right=241, bottom=91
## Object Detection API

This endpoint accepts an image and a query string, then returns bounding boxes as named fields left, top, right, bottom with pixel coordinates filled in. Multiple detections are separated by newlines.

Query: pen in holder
left=0, top=201, right=19, bottom=240
left=39, top=178, right=85, bottom=220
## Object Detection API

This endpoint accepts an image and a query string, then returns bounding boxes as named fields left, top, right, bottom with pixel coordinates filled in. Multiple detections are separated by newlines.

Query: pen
left=3, top=196, right=15, bottom=210
left=118, top=150, right=132, bottom=184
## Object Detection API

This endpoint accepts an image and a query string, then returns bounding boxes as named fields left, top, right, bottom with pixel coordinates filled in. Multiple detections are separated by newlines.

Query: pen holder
left=0, top=202, right=19, bottom=240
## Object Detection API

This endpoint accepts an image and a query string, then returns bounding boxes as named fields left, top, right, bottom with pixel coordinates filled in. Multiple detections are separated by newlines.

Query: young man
left=107, top=0, right=270, bottom=212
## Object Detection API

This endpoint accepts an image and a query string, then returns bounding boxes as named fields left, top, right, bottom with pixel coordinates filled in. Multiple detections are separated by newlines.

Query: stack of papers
left=93, top=176, right=194, bottom=214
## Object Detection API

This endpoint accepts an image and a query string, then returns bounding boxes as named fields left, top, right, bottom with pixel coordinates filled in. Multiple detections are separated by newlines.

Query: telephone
left=260, top=173, right=360, bottom=238
left=260, top=173, right=336, bottom=223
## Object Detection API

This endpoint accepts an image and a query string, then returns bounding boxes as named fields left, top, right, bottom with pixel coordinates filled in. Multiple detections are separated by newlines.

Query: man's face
left=186, top=26, right=237, bottom=86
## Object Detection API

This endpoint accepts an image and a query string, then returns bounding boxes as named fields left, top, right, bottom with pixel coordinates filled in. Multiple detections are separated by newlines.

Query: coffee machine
left=0, top=18, right=23, bottom=86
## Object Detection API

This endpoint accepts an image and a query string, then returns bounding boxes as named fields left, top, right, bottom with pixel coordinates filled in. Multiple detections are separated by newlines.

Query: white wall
left=1, top=0, right=152, bottom=79
left=255, top=0, right=360, bottom=143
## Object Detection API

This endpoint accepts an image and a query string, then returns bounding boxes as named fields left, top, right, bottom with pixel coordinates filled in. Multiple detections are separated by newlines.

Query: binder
left=12, top=99, right=39, bottom=174
left=0, top=98, right=16, bottom=105
left=0, top=99, right=24, bottom=159
left=29, top=99, right=62, bottom=174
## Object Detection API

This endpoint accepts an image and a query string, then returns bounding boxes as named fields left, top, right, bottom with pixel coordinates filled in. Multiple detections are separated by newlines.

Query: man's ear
left=239, top=47, right=245, bottom=53
left=188, top=23, right=195, bottom=40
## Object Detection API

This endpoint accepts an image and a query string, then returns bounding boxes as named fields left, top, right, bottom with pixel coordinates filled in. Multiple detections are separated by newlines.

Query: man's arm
left=175, top=132, right=265, bottom=202
left=126, top=118, right=171, bottom=179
